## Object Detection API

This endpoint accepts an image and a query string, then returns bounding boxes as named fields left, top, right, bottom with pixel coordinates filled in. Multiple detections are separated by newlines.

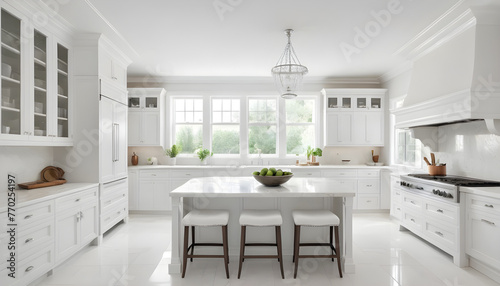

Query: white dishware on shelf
left=58, top=124, right=63, bottom=137
left=1, top=63, right=12, bottom=77
left=2, top=125, right=10, bottom=134
left=34, top=102, right=44, bottom=113
left=34, top=47, right=46, bottom=62
left=34, top=78, right=45, bottom=88
left=34, top=129, right=44, bottom=136
left=58, top=85, right=64, bottom=94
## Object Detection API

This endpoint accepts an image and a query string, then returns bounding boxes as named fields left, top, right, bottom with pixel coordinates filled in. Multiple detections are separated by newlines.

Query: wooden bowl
left=253, top=174, right=293, bottom=187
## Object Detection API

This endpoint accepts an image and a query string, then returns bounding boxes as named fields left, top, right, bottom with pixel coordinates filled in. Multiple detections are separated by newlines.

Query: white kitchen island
left=168, top=176, right=356, bottom=275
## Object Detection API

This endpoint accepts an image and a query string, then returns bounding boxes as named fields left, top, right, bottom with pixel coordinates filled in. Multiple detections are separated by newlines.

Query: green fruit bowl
left=253, top=174, right=293, bottom=187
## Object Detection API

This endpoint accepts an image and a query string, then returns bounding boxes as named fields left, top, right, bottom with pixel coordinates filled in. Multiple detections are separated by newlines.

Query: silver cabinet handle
left=437, top=209, right=444, bottom=213
left=24, top=214, right=33, bottom=220
left=25, top=266, right=34, bottom=272
left=435, top=231, right=443, bottom=236
left=410, top=201, right=416, bottom=205
left=75, top=198, right=80, bottom=202
left=366, top=185, right=372, bottom=187
left=396, top=208, right=401, bottom=210
left=485, top=204, right=494, bottom=208
left=25, top=238, right=34, bottom=244
left=481, top=219, right=495, bottom=225
left=396, top=192, right=400, bottom=195
left=366, top=200, right=372, bottom=203
left=151, top=174, right=157, bottom=176
left=410, top=218, right=415, bottom=222
left=80, top=211, right=84, bottom=219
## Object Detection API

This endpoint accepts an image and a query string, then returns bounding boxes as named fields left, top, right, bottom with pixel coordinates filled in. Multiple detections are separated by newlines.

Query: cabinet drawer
left=402, top=192, right=422, bottom=211
left=358, top=179, right=379, bottom=194
left=357, top=195, right=379, bottom=209
left=17, top=243, right=54, bottom=282
left=101, top=203, right=127, bottom=233
left=424, top=219, right=455, bottom=252
left=467, top=194, right=500, bottom=216
left=18, top=218, right=54, bottom=255
left=392, top=188, right=402, bottom=203
left=18, top=201, right=54, bottom=227
left=101, top=189, right=127, bottom=211
left=322, top=170, right=357, bottom=178
left=170, top=170, right=204, bottom=178
left=140, top=170, right=169, bottom=179
left=56, top=188, right=98, bottom=213
left=293, top=170, right=321, bottom=177
left=391, top=203, right=402, bottom=220
left=358, top=170, right=380, bottom=177
left=425, top=200, right=458, bottom=225
left=402, top=210, right=422, bottom=232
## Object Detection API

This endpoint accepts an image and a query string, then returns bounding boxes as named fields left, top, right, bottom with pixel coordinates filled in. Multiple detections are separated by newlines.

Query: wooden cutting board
left=18, top=179, right=67, bottom=189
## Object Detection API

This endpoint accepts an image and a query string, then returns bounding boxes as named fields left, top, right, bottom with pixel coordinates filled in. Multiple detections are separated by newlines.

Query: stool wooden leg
left=222, top=225, right=230, bottom=279
left=330, top=226, right=334, bottom=262
left=238, top=226, right=246, bottom=279
left=190, top=226, right=195, bottom=262
left=292, top=224, right=297, bottom=263
left=293, top=225, right=301, bottom=279
left=335, top=226, right=343, bottom=278
left=182, top=226, right=189, bottom=278
left=276, top=226, right=284, bottom=279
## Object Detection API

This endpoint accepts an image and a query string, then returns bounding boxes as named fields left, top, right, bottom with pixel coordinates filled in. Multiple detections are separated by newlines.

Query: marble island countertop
left=170, top=176, right=356, bottom=198
left=129, top=164, right=391, bottom=170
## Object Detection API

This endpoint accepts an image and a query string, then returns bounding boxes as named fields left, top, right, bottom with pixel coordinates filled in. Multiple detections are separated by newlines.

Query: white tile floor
left=37, top=213, right=500, bottom=286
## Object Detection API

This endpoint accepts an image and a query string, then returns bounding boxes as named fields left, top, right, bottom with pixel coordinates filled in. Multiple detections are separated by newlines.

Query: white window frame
left=247, top=96, right=279, bottom=157
left=210, top=97, right=241, bottom=157
left=282, top=96, right=320, bottom=157
left=171, top=96, right=204, bottom=156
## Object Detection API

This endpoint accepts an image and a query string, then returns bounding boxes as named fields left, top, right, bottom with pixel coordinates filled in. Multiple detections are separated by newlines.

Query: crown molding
left=379, top=61, right=413, bottom=84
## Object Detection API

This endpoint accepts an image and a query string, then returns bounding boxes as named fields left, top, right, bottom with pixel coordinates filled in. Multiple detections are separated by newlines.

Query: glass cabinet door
left=327, top=97, right=338, bottom=109
left=1, top=9, right=21, bottom=135
left=341, top=97, right=351, bottom=109
left=370, top=97, right=381, bottom=109
left=128, top=96, right=140, bottom=108
left=56, top=43, right=69, bottom=138
left=145, top=96, right=158, bottom=109
left=356, top=97, right=367, bottom=109
left=33, top=29, right=48, bottom=137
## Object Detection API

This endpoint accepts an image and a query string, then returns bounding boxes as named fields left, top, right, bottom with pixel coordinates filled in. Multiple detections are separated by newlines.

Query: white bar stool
left=292, top=210, right=342, bottom=279
left=238, top=209, right=284, bottom=279
left=181, top=209, right=230, bottom=279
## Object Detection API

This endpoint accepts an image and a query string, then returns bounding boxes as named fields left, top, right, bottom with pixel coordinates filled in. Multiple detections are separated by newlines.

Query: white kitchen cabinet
left=55, top=187, right=98, bottom=264
left=99, top=43, right=127, bottom=86
left=322, top=89, right=386, bottom=147
left=138, top=170, right=171, bottom=211
left=128, top=169, right=139, bottom=210
left=390, top=174, right=403, bottom=220
left=128, top=88, right=166, bottom=147
left=466, top=194, right=500, bottom=271
left=0, top=4, right=73, bottom=146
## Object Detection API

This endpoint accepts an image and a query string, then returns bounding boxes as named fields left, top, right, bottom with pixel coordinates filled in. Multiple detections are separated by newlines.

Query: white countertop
left=460, top=186, right=500, bottom=199
left=129, top=164, right=390, bottom=170
left=170, top=176, right=356, bottom=198
left=0, top=183, right=99, bottom=212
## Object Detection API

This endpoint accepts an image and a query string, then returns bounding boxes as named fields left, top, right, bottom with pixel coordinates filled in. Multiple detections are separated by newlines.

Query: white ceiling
left=56, top=0, right=460, bottom=79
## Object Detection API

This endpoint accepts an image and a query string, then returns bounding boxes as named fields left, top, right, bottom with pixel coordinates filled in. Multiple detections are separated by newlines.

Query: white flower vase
left=165, top=157, right=176, bottom=166
left=201, top=158, right=208, bottom=165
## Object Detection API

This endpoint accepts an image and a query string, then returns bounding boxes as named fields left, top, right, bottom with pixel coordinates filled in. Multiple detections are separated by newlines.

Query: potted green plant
left=164, top=144, right=181, bottom=165
left=306, top=146, right=314, bottom=162
left=196, top=147, right=213, bottom=165
left=312, top=147, right=323, bottom=163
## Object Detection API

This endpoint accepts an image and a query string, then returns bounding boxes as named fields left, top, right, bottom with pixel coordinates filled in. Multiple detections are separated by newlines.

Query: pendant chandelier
left=271, top=29, right=308, bottom=99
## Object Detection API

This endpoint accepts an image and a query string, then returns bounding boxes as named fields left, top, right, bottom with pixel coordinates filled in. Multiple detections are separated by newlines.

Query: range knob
left=432, top=189, right=438, bottom=194
left=438, top=190, right=444, bottom=196
left=447, top=193, right=454, bottom=199
left=442, top=191, right=448, bottom=197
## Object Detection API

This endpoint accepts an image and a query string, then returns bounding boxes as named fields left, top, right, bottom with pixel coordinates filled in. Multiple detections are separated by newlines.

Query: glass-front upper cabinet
left=34, top=29, right=48, bottom=137
left=1, top=9, right=21, bottom=135
left=57, top=43, right=69, bottom=138
left=128, top=91, right=159, bottom=110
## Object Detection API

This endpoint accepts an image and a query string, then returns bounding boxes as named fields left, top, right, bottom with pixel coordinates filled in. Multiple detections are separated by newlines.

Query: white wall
left=0, top=147, right=54, bottom=194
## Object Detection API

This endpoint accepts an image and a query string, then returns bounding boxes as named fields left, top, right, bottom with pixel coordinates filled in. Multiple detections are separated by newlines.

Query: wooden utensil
left=423, top=157, right=431, bottom=166
left=430, top=153, right=436, bottom=166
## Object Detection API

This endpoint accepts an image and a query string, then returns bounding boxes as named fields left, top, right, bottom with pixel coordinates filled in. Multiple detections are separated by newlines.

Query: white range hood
left=394, top=6, right=500, bottom=135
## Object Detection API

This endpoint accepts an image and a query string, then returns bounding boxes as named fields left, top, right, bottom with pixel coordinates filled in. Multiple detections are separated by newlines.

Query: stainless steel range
left=399, top=174, right=500, bottom=203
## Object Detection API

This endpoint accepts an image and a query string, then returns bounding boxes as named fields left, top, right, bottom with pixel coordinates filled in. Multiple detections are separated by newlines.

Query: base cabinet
left=466, top=194, right=500, bottom=273
left=100, top=179, right=128, bottom=235
left=55, top=187, right=98, bottom=264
